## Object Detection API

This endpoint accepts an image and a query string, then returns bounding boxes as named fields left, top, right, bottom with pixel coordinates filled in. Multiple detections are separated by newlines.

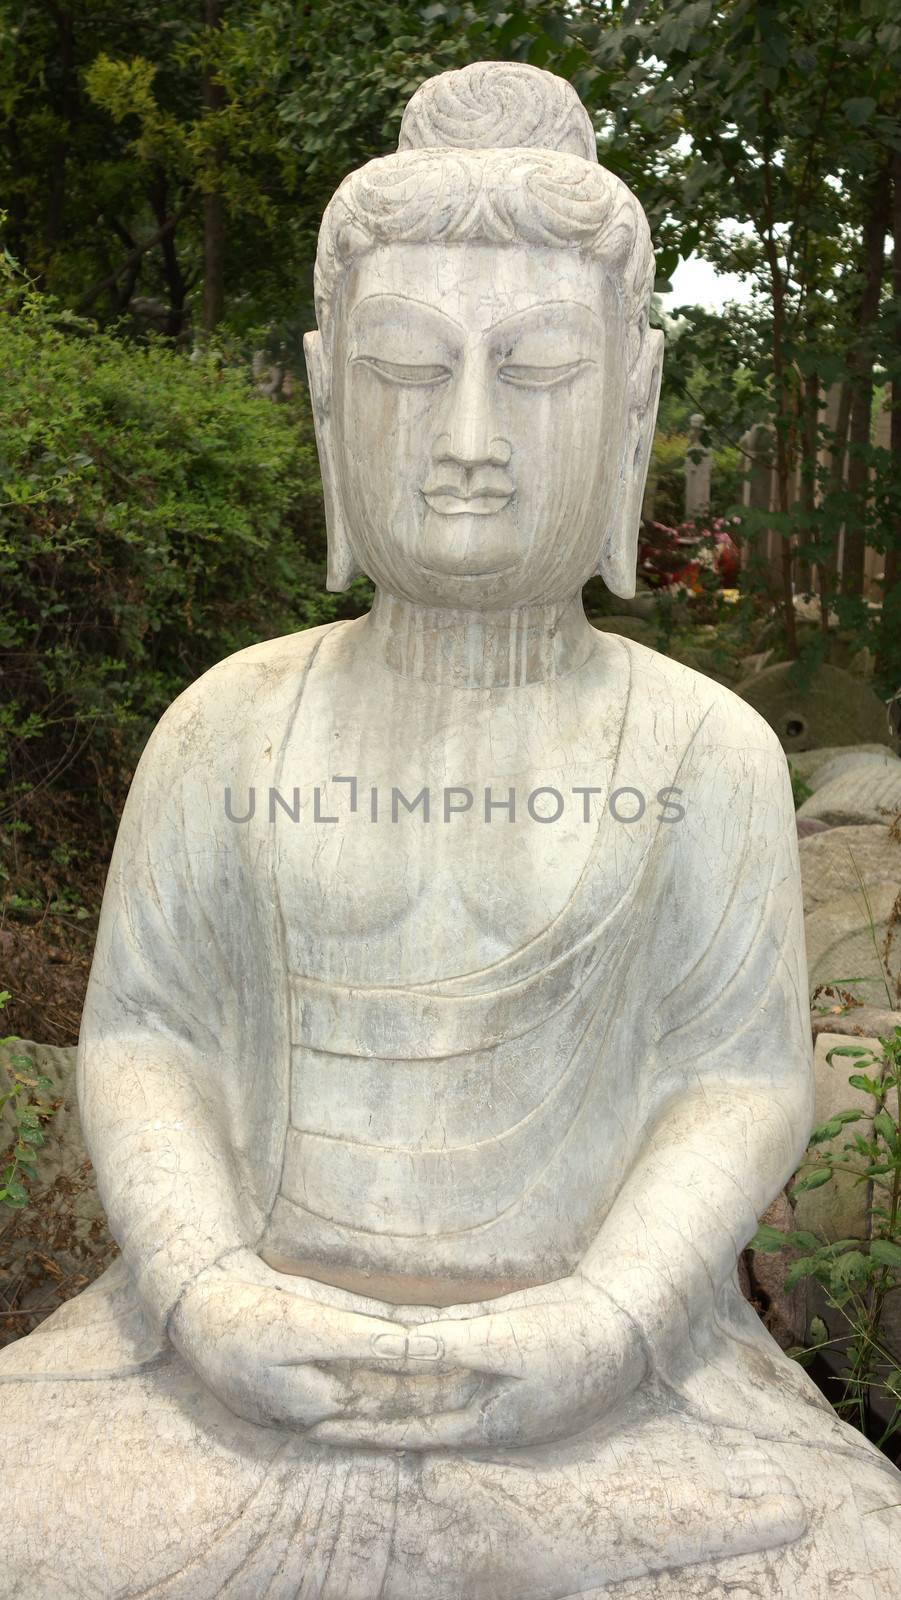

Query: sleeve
left=582, top=707, right=815, bottom=1358
left=76, top=679, right=288, bottom=1335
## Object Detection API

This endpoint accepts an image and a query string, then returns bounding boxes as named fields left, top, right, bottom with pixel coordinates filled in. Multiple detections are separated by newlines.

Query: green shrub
left=753, top=1029, right=901, bottom=1452
left=0, top=267, right=360, bottom=822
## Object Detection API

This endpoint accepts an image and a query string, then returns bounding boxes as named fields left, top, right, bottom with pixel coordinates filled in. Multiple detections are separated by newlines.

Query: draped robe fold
left=1, top=623, right=899, bottom=1599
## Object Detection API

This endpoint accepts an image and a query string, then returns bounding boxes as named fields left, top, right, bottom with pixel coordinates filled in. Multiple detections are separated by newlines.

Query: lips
left=422, top=485, right=513, bottom=516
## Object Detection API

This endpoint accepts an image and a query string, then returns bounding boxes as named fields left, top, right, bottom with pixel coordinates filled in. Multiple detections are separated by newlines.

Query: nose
left=434, top=358, right=511, bottom=471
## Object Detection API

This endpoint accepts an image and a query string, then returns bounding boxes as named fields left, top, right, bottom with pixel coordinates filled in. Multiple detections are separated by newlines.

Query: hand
left=168, top=1248, right=433, bottom=1430
left=308, top=1272, right=647, bottom=1451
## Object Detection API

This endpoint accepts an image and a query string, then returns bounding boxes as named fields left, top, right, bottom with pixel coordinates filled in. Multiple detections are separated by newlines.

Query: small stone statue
left=684, top=412, right=712, bottom=520
left=2, top=62, right=899, bottom=1600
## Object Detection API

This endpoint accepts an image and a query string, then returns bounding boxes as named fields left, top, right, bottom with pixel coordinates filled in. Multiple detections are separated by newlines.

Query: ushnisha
left=2, top=61, right=899, bottom=1600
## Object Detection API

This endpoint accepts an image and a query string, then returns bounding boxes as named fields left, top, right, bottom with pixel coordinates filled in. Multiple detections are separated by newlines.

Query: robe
left=1, top=623, right=899, bottom=1599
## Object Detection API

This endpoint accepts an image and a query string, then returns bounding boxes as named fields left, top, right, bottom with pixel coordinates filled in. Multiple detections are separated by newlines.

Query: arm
left=78, top=680, right=411, bottom=1428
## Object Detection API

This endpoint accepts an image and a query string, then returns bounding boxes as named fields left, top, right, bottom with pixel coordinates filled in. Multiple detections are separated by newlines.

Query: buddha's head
left=305, top=62, right=663, bottom=610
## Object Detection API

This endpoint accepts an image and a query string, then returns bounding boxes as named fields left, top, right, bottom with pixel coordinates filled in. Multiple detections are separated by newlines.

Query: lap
left=2, top=1267, right=899, bottom=1600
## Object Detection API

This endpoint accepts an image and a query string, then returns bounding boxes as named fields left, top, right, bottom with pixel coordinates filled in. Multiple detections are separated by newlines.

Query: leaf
left=848, top=1074, right=883, bottom=1095
left=785, top=1255, right=818, bottom=1290
left=870, top=1239, right=901, bottom=1271
left=843, top=96, right=877, bottom=127
left=749, top=1223, right=787, bottom=1253
left=873, top=1111, right=900, bottom=1152
left=809, top=1316, right=829, bottom=1345
left=828, top=1250, right=870, bottom=1292
left=792, top=1167, right=833, bottom=1195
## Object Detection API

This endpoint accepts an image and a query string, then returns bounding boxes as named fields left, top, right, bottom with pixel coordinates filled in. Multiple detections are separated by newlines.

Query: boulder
left=810, top=1004, right=901, bottom=1040
left=804, top=883, right=900, bottom=1009
left=0, top=1039, right=115, bottom=1345
left=793, top=1031, right=901, bottom=1423
left=788, top=743, right=893, bottom=785
left=798, top=824, right=901, bottom=912
left=741, top=1189, right=807, bottom=1351
left=793, top=1031, right=883, bottom=1242
left=796, top=818, right=830, bottom=839
left=809, top=748, right=899, bottom=793
left=735, top=662, right=890, bottom=753
left=796, top=763, right=901, bottom=828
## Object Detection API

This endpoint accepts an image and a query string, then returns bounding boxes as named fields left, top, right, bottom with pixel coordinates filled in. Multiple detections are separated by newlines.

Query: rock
left=0, top=1039, right=114, bottom=1345
left=742, top=1190, right=807, bottom=1351
left=740, top=649, right=774, bottom=677
left=809, top=748, right=899, bottom=792
left=805, top=883, right=901, bottom=1009
left=799, top=824, right=901, bottom=912
left=796, top=818, right=831, bottom=838
left=793, top=1031, right=883, bottom=1242
left=735, top=662, right=890, bottom=753
left=788, top=743, right=893, bottom=785
left=793, top=1031, right=901, bottom=1433
left=810, top=1004, right=901, bottom=1040
left=796, top=763, right=901, bottom=827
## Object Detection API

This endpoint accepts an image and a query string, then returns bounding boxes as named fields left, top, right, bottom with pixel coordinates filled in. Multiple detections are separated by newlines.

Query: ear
left=303, top=330, right=362, bottom=592
left=595, top=328, right=663, bottom=599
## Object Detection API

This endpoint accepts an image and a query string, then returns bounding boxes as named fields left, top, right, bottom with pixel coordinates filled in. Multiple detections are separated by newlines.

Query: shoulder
left=614, top=636, right=786, bottom=767
left=131, top=621, right=346, bottom=787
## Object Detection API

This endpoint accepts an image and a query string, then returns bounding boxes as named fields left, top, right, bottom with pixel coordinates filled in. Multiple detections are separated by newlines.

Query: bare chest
left=261, top=677, right=637, bottom=983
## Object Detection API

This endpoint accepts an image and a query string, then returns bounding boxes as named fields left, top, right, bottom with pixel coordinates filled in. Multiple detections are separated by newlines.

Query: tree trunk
left=842, top=164, right=891, bottom=598
left=819, top=380, right=852, bottom=638
left=770, top=284, right=799, bottom=657
left=760, top=122, right=799, bottom=658
left=150, top=168, right=189, bottom=338
left=43, top=8, right=75, bottom=264
left=876, top=150, right=901, bottom=679
left=201, top=0, right=225, bottom=336
left=797, top=368, right=819, bottom=594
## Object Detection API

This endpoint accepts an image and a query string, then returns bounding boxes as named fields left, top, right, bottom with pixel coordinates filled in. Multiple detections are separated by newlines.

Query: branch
left=76, top=198, right=194, bottom=314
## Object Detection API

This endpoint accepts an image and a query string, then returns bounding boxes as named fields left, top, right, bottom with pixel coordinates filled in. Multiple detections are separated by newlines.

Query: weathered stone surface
left=796, top=817, right=831, bottom=838
left=797, top=763, right=901, bottom=827
left=793, top=1032, right=881, bottom=1242
left=0, top=1040, right=115, bottom=1345
left=810, top=1004, right=901, bottom=1040
left=795, top=1031, right=901, bottom=1446
left=809, top=748, right=899, bottom=793
left=788, top=742, right=893, bottom=785
left=805, top=883, right=901, bottom=1008
left=1, top=59, right=897, bottom=1600
left=736, top=662, right=890, bottom=753
left=742, top=1190, right=807, bottom=1352
left=799, top=823, right=901, bottom=912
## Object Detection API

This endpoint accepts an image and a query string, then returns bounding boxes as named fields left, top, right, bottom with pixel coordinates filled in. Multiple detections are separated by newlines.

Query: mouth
left=422, top=486, right=513, bottom=516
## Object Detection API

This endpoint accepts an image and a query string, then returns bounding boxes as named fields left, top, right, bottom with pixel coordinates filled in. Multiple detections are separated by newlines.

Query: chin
left=415, top=512, right=521, bottom=579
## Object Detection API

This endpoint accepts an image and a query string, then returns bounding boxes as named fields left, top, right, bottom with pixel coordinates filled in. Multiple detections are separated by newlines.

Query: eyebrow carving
left=486, top=298, right=605, bottom=338
left=348, top=292, right=465, bottom=340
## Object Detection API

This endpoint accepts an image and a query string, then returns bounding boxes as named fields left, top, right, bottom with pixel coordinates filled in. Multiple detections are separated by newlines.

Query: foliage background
left=2, top=0, right=900, bottom=1042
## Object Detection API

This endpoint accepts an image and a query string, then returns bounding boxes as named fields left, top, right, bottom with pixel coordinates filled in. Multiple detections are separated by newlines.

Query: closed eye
left=499, top=360, right=592, bottom=389
left=352, top=356, right=451, bottom=387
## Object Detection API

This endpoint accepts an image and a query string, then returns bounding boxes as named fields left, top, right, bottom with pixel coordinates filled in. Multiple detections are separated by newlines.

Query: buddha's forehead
left=337, top=241, right=614, bottom=342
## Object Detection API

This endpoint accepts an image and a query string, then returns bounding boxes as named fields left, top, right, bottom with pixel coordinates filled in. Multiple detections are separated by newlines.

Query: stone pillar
left=740, top=422, right=780, bottom=593
left=684, top=413, right=712, bottom=521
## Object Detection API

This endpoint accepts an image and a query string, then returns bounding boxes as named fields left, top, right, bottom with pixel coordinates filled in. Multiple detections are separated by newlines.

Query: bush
left=0, top=269, right=360, bottom=826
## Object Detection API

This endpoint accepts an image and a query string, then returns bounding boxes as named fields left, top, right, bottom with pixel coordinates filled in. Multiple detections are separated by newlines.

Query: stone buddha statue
left=2, top=61, right=899, bottom=1600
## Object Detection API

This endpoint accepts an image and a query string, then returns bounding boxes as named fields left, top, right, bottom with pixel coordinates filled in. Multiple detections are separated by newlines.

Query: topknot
left=398, top=62, right=597, bottom=164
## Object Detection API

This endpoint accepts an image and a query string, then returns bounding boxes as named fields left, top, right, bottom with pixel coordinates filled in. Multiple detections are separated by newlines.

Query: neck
left=361, top=589, right=595, bottom=688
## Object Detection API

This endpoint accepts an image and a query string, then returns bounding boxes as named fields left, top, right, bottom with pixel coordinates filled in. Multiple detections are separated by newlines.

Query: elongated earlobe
left=303, top=331, right=362, bottom=592
left=595, top=329, right=664, bottom=599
